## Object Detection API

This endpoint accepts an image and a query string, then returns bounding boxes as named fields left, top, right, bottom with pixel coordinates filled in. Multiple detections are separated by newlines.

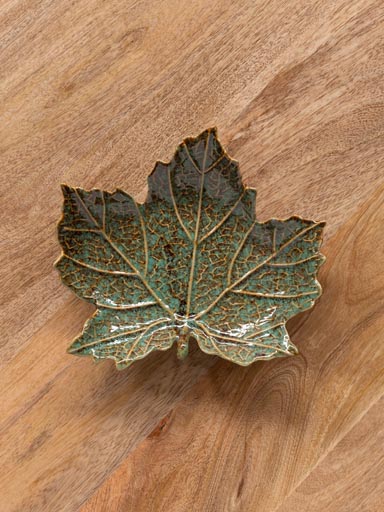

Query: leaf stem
left=176, top=327, right=190, bottom=359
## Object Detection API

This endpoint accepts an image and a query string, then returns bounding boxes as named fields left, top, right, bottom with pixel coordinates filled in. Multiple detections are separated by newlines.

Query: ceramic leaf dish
left=56, top=128, right=325, bottom=369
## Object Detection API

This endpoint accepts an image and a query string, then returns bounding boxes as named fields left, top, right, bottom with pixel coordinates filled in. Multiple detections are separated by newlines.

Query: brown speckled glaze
left=56, top=128, right=325, bottom=369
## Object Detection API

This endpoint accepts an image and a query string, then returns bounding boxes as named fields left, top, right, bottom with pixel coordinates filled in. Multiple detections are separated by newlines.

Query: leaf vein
left=186, top=129, right=211, bottom=316
left=196, top=321, right=293, bottom=356
left=168, top=167, right=193, bottom=241
left=200, top=188, right=248, bottom=243
left=72, top=188, right=174, bottom=315
left=195, top=222, right=323, bottom=320
left=62, top=254, right=136, bottom=276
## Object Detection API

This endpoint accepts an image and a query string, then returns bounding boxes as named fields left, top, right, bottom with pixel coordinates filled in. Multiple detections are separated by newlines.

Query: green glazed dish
left=56, top=128, right=325, bottom=369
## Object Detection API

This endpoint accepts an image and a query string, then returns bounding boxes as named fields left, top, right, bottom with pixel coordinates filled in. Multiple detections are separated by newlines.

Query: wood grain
left=1, top=0, right=383, bottom=511
left=275, top=396, right=384, bottom=512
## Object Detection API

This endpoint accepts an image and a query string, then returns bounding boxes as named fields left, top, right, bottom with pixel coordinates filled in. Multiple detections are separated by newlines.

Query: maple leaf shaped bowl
left=56, top=128, right=325, bottom=369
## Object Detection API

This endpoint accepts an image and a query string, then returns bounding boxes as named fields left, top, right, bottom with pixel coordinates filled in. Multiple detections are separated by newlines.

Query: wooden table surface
left=1, top=1, right=384, bottom=511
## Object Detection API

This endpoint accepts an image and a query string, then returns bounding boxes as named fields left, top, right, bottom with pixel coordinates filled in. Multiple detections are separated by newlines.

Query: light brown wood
left=1, top=0, right=383, bottom=511
left=275, top=396, right=384, bottom=512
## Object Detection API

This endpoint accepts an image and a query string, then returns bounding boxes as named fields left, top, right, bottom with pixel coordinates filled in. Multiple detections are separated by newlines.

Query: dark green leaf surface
left=56, top=128, right=325, bottom=368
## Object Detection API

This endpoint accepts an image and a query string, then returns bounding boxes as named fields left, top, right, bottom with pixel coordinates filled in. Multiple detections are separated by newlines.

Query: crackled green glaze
left=56, top=128, right=325, bottom=369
